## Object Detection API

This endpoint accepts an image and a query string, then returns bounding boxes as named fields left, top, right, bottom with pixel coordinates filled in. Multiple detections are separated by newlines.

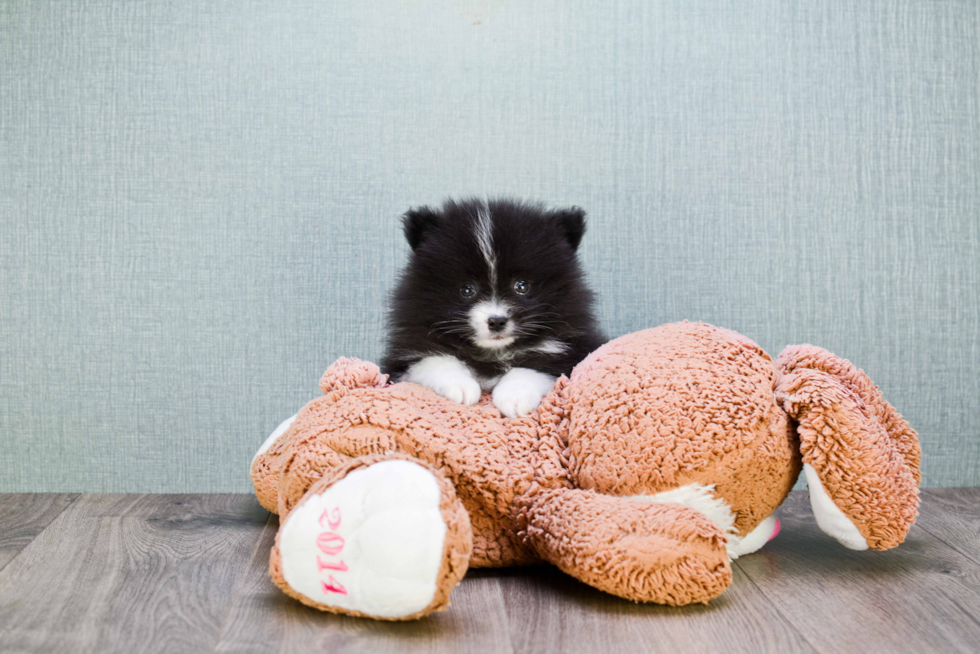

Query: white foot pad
left=729, top=515, right=780, bottom=559
left=279, top=460, right=448, bottom=618
left=804, top=463, right=869, bottom=550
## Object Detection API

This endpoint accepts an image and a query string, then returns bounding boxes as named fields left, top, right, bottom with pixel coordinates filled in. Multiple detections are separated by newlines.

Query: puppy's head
left=397, top=198, right=591, bottom=355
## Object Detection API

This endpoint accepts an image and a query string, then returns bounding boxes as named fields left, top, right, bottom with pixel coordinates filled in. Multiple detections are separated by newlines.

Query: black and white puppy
left=381, top=198, right=605, bottom=417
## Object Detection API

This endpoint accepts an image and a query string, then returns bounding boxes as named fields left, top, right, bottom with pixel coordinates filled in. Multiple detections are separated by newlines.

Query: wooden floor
left=0, top=490, right=977, bottom=654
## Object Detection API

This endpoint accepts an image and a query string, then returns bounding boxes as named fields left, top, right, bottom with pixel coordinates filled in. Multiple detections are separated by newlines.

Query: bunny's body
left=252, top=322, right=920, bottom=620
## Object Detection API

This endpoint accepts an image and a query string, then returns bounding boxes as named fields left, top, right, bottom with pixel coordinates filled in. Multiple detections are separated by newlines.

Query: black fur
left=381, top=198, right=606, bottom=381
left=402, top=206, right=441, bottom=251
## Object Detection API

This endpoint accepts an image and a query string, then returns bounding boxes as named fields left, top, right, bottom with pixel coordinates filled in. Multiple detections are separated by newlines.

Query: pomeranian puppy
left=381, top=198, right=605, bottom=417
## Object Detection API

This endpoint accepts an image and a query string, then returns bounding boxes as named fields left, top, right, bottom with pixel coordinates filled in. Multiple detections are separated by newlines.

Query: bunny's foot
left=270, top=456, right=472, bottom=620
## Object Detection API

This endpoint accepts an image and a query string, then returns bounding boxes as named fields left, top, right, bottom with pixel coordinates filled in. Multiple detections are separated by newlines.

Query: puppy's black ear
left=402, top=206, right=440, bottom=251
left=551, top=206, right=587, bottom=251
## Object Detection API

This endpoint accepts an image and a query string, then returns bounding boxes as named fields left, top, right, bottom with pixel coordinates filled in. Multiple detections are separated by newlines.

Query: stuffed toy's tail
left=774, top=345, right=920, bottom=550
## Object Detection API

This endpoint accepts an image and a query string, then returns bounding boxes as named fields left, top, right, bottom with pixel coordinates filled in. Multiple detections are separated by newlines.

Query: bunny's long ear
left=774, top=345, right=920, bottom=550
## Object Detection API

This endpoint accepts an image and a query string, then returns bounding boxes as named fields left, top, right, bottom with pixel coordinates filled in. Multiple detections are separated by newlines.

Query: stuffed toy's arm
left=523, top=488, right=732, bottom=605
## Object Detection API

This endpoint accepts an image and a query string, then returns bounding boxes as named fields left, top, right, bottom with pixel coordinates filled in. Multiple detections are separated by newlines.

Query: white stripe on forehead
left=475, top=202, right=497, bottom=289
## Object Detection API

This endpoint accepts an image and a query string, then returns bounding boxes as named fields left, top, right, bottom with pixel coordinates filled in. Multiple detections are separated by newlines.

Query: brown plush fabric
left=524, top=488, right=731, bottom=605
left=774, top=345, right=921, bottom=550
left=251, top=358, right=388, bottom=513
left=566, top=323, right=800, bottom=536
left=272, top=379, right=547, bottom=567
left=252, top=322, right=920, bottom=619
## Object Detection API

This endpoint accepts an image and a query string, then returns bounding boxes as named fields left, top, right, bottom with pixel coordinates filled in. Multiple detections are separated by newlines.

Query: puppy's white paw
left=404, top=355, right=482, bottom=405
left=492, top=368, right=556, bottom=418
left=433, top=375, right=482, bottom=405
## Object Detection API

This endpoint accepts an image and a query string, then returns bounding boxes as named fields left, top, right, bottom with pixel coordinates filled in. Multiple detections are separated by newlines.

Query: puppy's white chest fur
left=404, top=355, right=555, bottom=418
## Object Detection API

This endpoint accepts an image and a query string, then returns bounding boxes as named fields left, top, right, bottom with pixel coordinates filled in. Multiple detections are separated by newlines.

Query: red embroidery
left=314, top=506, right=350, bottom=597
left=316, top=532, right=344, bottom=556
left=317, top=555, right=349, bottom=573
left=321, top=576, right=348, bottom=595
left=319, top=507, right=341, bottom=530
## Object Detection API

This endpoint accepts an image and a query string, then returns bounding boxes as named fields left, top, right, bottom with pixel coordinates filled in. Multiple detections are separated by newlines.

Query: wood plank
left=0, top=494, right=268, bottom=654
left=214, top=516, right=514, bottom=654
left=2, top=491, right=977, bottom=653
left=915, top=488, right=980, bottom=567
left=738, top=491, right=980, bottom=654
left=499, top=562, right=814, bottom=654
left=0, top=494, right=78, bottom=572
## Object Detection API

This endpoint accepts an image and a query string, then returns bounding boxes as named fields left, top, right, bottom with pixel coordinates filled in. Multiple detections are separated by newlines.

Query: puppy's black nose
left=487, top=316, right=508, bottom=333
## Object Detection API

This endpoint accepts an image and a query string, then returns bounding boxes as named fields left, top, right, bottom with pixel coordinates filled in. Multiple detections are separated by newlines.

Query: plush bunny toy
left=251, top=322, right=920, bottom=620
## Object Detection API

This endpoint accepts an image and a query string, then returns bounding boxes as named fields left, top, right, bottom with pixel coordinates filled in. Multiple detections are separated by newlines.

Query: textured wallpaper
left=1, top=0, right=978, bottom=491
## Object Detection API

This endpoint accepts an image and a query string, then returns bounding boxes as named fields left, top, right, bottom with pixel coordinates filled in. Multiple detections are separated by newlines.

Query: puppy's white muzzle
left=468, top=299, right=515, bottom=350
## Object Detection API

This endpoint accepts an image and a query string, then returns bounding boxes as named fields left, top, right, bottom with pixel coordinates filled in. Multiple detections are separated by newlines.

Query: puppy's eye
left=514, top=280, right=529, bottom=295
left=460, top=284, right=476, bottom=299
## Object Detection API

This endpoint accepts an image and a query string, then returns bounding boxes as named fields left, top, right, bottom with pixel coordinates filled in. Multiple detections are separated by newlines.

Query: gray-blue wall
left=2, top=0, right=978, bottom=492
